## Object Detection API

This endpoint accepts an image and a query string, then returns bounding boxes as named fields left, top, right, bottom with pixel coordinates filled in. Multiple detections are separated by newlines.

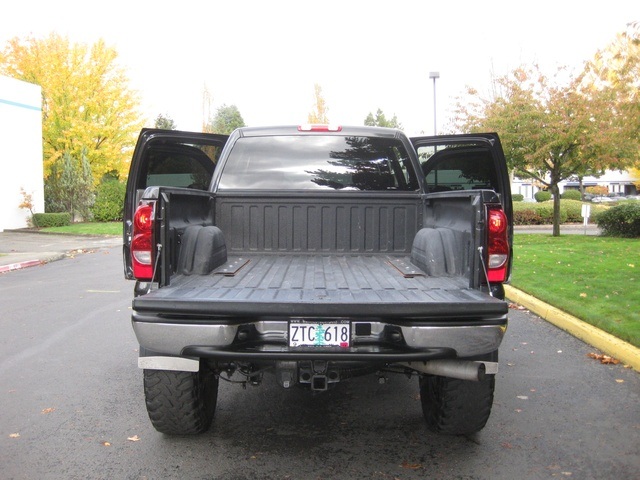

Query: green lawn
left=41, top=222, right=122, bottom=236
left=511, top=234, right=639, bottom=347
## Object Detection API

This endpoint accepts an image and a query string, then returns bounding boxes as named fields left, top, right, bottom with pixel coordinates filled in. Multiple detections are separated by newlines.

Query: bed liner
left=133, top=254, right=507, bottom=318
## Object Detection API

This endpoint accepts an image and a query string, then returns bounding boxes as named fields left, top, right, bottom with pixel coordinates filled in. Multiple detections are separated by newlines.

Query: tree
left=307, top=83, right=329, bottom=124
left=45, top=150, right=94, bottom=221
left=630, top=167, right=640, bottom=190
left=453, top=57, right=639, bottom=236
left=155, top=114, right=177, bottom=130
left=582, top=23, right=640, bottom=147
left=204, top=104, right=245, bottom=135
left=0, top=34, right=144, bottom=182
left=364, top=108, right=402, bottom=129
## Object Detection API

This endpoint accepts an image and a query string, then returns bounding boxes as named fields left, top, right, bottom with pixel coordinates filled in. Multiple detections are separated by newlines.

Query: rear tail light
left=486, top=206, right=509, bottom=283
left=131, top=200, right=156, bottom=281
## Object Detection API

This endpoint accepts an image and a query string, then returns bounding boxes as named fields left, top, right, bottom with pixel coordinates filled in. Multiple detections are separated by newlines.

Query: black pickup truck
left=123, top=125, right=513, bottom=436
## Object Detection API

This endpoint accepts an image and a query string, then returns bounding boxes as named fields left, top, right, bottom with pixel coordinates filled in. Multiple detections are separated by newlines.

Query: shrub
left=534, top=190, right=552, bottom=202
left=33, top=212, right=71, bottom=227
left=92, top=180, right=126, bottom=222
left=512, top=193, right=524, bottom=202
left=562, top=200, right=586, bottom=223
left=535, top=203, right=568, bottom=224
left=561, top=189, right=582, bottom=201
left=512, top=200, right=607, bottom=225
left=513, top=208, right=544, bottom=225
left=596, top=202, right=640, bottom=237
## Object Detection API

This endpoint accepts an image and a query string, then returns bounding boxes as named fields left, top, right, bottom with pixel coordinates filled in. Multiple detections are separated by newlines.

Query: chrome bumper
left=132, top=316, right=507, bottom=361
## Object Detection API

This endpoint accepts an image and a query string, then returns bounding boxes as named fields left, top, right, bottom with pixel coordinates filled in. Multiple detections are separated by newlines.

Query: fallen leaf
left=41, top=407, right=55, bottom=414
left=127, top=435, right=140, bottom=442
left=501, top=442, right=513, bottom=449
left=401, top=461, right=422, bottom=470
left=587, top=353, right=620, bottom=365
left=101, top=441, right=111, bottom=447
left=9, top=433, right=20, bottom=438
left=580, top=293, right=587, bottom=298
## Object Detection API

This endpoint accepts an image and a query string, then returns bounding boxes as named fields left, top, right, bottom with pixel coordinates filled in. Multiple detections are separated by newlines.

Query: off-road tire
left=143, top=366, right=218, bottom=435
left=419, top=374, right=495, bottom=435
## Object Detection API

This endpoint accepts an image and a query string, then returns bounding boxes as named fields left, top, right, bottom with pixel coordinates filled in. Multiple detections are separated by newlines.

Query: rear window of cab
left=218, top=135, right=419, bottom=191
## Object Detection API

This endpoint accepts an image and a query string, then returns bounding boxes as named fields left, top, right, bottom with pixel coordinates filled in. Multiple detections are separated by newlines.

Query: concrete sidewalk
left=515, top=223, right=601, bottom=235
left=0, top=230, right=122, bottom=273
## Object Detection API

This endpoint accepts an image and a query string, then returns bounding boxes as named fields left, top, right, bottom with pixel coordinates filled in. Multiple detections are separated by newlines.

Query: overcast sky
left=1, top=1, right=636, bottom=135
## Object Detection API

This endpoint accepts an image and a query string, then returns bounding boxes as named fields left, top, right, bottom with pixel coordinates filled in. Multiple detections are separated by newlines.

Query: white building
left=512, top=170, right=639, bottom=199
left=0, top=75, right=43, bottom=231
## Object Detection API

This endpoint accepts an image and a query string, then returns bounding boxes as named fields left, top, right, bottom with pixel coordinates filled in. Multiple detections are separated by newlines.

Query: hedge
left=561, top=189, right=582, bottom=201
left=512, top=200, right=608, bottom=225
left=596, top=202, right=640, bottom=237
left=32, top=212, right=71, bottom=228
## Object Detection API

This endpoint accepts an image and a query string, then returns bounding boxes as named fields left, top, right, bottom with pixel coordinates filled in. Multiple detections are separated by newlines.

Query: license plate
left=289, top=320, right=350, bottom=348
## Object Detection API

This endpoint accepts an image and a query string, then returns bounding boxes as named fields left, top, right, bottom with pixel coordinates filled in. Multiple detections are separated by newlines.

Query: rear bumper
left=132, top=314, right=508, bottom=362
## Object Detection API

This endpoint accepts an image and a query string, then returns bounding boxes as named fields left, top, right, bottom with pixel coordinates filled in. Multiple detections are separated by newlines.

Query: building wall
left=513, top=170, right=639, bottom=199
left=0, top=76, right=43, bottom=231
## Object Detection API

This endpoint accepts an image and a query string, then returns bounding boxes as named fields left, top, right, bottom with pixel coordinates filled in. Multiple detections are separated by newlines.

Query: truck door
left=123, top=129, right=229, bottom=279
left=410, top=133, right=513, bottom=289
left=410, top=133, right=512, bottom=215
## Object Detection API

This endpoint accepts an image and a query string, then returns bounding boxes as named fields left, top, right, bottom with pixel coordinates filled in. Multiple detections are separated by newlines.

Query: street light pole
left=429, top=71, right=439, bottom=135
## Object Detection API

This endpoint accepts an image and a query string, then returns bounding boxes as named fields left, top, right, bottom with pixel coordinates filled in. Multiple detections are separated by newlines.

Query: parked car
left=591, top=196, right=616, bottom=203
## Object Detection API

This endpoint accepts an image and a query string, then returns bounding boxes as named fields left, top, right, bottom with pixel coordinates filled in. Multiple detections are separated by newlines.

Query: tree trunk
left=551, top=183, right=561, bottom=236
left=578, top=176, right=585, bottom=200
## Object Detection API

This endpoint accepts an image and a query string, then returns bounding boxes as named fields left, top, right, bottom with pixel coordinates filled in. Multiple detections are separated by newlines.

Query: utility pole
left=429, top=71, right=439, bottom=135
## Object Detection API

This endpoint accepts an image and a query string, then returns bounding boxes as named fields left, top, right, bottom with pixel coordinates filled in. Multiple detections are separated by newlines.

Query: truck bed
left=133, top=254, right=508, bottom=318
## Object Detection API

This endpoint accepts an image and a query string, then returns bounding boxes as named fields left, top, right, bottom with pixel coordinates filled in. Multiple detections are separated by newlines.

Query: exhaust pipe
left=400, top=360, right=488, bottom=382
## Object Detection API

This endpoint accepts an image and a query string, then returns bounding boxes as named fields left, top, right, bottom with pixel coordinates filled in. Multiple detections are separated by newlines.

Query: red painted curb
left=0, top=259, right=43, bottom=274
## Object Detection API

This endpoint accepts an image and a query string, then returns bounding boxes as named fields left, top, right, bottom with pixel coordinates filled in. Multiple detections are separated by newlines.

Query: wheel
left=143, top=365, right=219, bottom=435
left=419, top=374, right=495, bottom=435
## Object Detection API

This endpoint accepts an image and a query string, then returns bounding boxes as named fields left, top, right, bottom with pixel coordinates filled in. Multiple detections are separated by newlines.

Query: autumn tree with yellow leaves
left=0, top=34, right=144, bottom=182
left=307, top=83, right=329, bottom=124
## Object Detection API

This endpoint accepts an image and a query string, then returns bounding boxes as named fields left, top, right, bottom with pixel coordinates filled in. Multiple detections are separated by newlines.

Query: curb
left=0, top=259, right=44, bottom=274
left=505, top=285, right=640, bottom=373
left=0, top=253, right=67, bottom=274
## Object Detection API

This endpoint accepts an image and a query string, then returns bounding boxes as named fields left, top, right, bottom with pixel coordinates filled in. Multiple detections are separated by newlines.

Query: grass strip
left=41, top=222, right=122, bottom=236
left=511, top=234, right=639, bottom=348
